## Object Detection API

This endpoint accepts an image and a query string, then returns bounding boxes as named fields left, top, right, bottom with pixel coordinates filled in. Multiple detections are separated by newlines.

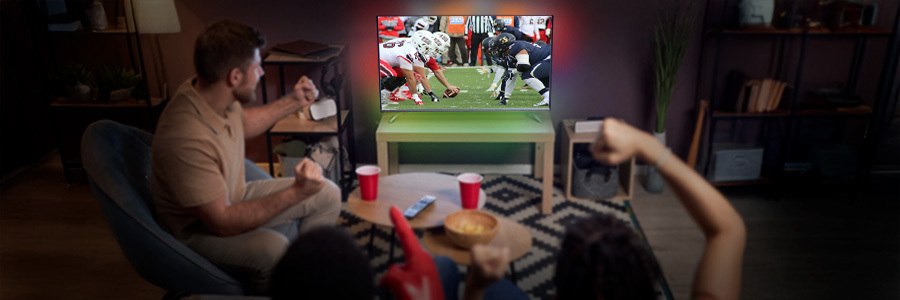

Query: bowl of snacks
left=443, top=209, right=499, bottom=249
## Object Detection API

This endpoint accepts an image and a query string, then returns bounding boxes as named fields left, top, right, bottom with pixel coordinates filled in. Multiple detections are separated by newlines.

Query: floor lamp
left=125, top=0, right=180, bottom=105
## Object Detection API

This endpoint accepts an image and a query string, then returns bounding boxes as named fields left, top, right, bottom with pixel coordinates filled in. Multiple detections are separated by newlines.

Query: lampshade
left=124, top=0, right=181, bottom=34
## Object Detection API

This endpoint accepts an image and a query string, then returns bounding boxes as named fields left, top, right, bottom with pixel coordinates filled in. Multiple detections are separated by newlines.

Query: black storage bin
left=571, top=144, right=619, bottom=199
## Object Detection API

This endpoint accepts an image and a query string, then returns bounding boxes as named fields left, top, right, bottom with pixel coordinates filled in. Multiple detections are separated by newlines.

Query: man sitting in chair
left=150, top=20, right=341, bottom=295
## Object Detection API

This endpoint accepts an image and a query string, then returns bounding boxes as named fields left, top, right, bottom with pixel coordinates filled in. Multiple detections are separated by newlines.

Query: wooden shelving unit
left=44, top=17, right=166, bottom=183
left=559, top=119, right=635, bottom=202
left=696, top=2, right=899, bottom=187
left=260, top=44, right=357, bottom=199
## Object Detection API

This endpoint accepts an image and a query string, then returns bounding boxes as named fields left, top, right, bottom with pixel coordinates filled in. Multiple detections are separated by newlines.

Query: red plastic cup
left=356, top=166, right=381, bottom=201
left=457, top=173, right=483, bottom=209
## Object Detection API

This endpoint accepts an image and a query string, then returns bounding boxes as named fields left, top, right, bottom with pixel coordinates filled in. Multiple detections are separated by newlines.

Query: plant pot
left=64, top=84, right=92, bottom=101
left=645, top=131, right=666, bottom=194
left=109, top=87, right=133, bottom=102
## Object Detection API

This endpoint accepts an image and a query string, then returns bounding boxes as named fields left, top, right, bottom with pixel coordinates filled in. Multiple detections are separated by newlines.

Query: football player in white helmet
left=405, top=31, right=459, bottom=102
left=411, top=31, right=436, bottom=57
left=378, top=38, right=429, bottom=106
left=412, top=16, right=437, bottom=32
left=433, top=32, right=451, bottom=51
left=431, top=32, right=451, bottom=66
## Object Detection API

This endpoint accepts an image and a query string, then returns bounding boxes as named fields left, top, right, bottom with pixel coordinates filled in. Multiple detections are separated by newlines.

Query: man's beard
left=233, top=85, right=257, bottom=104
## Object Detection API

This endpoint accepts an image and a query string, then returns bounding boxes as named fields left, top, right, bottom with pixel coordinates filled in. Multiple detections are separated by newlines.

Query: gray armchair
left=82, top=120, right=275, bottom=296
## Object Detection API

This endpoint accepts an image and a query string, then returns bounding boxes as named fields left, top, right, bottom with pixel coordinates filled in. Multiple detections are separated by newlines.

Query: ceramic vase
left=85, top=1, right=108, bottom=31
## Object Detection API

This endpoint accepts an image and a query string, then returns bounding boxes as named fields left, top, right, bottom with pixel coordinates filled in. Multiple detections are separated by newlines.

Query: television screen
left=377, top=15, right=553, bottom=111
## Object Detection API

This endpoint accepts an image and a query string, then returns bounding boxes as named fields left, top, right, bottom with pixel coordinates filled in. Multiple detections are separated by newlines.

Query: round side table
left=422, top=216, right=533, bottom=284
left=346, top=172, right=486, bottom=259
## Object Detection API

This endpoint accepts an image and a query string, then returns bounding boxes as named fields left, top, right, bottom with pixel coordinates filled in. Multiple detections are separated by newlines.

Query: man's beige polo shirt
left=151, top=78, right=246, bottom=240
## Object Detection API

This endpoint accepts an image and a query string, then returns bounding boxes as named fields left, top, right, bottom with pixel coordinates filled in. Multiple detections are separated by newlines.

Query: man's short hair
left=271, top=226, right=375, bottom=300
left=554, top=213, right=661, bottom=300
left=193, top=20, right=266, bottom=84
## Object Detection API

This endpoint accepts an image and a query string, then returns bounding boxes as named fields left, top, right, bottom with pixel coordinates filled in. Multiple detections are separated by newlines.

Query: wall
left=7, top=0, right=895, bottom=174
left=0, top=1, right=57, bottom=176
left=153, top=0, right=706, bottom=166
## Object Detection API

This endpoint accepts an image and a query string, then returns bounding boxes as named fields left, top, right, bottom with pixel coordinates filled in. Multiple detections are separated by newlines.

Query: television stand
left=376, top=111, right=556, bottom=214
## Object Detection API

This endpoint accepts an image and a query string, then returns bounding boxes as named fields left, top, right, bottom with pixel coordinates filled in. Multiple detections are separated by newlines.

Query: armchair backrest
left=81, top=120, right=244, bottom=295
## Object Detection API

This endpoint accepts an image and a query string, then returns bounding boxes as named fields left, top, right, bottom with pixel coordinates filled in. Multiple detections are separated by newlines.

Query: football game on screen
left=377, top=15, right=553, bottom=111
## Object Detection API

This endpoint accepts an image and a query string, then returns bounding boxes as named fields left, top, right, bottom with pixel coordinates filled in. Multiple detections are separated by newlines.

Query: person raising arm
left=589, top=119, right=746, bottom=300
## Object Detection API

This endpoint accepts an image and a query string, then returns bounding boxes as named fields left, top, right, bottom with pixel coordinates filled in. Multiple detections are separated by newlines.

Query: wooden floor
left=1, top=155, right=897, bottom=299
left=631, top=175, right=900, bottom=299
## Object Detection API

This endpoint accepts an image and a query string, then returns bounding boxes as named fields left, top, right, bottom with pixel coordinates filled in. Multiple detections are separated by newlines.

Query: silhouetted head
left=554, top=213, right=660, bottom=300
left=271, top=226, right=374, bottom=300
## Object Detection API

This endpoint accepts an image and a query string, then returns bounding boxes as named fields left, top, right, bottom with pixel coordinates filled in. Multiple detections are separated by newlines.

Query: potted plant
left=97, top=67, right=141, bottom=102
left=648, top=0, right=697, bottom=193
left=54, top=65, right=95, bottom=101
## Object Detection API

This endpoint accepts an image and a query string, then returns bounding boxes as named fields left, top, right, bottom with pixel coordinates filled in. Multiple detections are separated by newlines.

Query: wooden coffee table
left=347, top=172, right=486, bottom=258
left=422, top=216, right=532, bottom=283
left=347, top=172, right=486, bottom=228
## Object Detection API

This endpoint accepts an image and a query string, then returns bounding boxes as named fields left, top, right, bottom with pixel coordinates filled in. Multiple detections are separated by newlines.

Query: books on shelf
left=733, top=77, right=788, bottom=113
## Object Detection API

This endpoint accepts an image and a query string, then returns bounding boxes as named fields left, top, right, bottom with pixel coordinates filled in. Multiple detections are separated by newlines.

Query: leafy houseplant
left=97, top=67, right=142, bottom=102
left=653, top=0, right=697, bottom=134
left=55, top=65, right=95, bottom=101
left=648, top=0, right=697, bottom=193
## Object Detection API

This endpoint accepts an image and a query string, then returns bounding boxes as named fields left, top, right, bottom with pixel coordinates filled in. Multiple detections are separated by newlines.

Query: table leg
left=367, top=224, right=376, bottom=257
left=542, top=142, right=554, bottom=214
left=389, top=230, right=396, bottom=264
left=377, top=141, right=389, bottom=176
left=388, top=143, right=399, bottom=174
left=534, top=143, right=544, bottom=179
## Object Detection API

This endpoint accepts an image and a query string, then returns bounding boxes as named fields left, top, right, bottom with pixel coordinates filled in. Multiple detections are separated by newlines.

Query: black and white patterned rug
left=337, top=174, right=666, bottom=299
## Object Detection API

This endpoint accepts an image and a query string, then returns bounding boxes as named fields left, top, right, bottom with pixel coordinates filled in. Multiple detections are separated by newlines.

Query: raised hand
left=380, top=206, right=445, bottom=300
left=589, top=119, right=662, bottom=165
left=467, top=245, right=509, bottom=289
left=292, top=158, right=324, bottom=199
left=291, top=76, right=319, bottom=108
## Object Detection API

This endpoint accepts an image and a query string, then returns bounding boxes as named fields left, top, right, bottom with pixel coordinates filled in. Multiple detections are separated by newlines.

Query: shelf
left=51, top=97, right=165, bottom=108
left=795, top=105, right=873, bottom=117
left=269, top=110, right=349, bottom=135
left=716, top=26, right=889, bottom=36
left=712, top=110, right=790, bottom=118
left=566, top=185, right=632, bottom=202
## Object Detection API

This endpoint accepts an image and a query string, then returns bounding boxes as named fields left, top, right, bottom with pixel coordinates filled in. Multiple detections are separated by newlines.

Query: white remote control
left=403, top=195, right=436, bottom=219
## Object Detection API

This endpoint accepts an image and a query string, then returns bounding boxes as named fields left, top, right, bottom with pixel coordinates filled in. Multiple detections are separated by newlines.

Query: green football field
left=382, top=67, right=546, bottom=111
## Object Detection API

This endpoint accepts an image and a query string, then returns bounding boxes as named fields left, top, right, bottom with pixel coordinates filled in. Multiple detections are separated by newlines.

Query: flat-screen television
left=377, top=15, right=553, bottom=112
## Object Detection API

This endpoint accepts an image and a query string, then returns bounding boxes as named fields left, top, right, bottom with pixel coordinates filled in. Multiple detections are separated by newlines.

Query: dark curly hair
left=193, top=20, right=266, bottom=84
left=270, top=226, right=374, bottom=300
left=554, top=213, right=661, bottom=300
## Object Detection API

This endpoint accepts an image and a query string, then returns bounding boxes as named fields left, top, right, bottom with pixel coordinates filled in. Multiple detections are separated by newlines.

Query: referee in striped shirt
left=466, top=15, right=495, bottom=66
